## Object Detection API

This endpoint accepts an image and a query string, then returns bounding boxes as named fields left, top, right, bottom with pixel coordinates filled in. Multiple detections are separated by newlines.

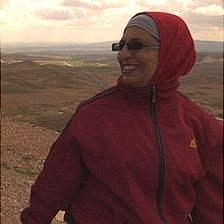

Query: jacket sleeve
left=191, top=114, right=223, bottom=224
left=20, top=118, right=87, bottom=224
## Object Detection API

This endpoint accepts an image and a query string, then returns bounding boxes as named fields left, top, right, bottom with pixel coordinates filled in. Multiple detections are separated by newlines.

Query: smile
left=122, top=65, right=139, bottom=74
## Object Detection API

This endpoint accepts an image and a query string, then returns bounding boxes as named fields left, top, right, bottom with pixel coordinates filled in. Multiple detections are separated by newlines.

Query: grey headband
left=125, top=14, right=160, bottom=40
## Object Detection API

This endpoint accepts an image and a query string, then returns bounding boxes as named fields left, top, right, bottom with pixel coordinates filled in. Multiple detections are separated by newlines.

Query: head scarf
left=143, top=12, right=196, bottom=88
left=124, top=14, right=160, bottom=40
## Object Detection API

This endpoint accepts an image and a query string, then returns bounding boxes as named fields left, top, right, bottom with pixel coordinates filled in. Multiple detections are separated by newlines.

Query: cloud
left=0, top=0, right=9, bottom=9
left=193, top=0, right=223, bottom=7
left=36, top=9, right=73, bottom=20
left=62, top=0, right=97, bottom=9
left=134, top=0, right=198, bottom=18
left=62, top=0, right=129, bottom=10
left=97, top=0, right=129, bottom=9
left=59, top=0, right=135, bottom=30
left=193, top=4, right=224, bottom=16
left=1, top=0, right=223, bottom=43
left=138, top=0, right=170, bottom=7
left=137, top=0, right=224, bottom=12
left=181, top=3, right=224, bottom=30
left=134, top=1, right=224, bottom=32
left=183, top=12, right=223, bottom=27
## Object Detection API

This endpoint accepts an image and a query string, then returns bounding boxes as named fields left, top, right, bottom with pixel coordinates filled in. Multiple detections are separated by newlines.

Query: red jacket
left=21, top=12, right=223, bottom=224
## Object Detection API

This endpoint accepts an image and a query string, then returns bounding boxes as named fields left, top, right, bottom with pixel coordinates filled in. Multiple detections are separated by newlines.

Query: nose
left=118, top=44, right=133, bottom=60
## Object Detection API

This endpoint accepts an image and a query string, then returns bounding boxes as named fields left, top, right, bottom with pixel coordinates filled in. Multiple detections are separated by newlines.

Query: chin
left=122, top=76, right=141, bottom=87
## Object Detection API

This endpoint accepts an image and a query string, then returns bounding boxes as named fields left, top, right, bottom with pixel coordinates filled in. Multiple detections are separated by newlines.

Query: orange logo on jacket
left=190, top=138, right=197, bottom=149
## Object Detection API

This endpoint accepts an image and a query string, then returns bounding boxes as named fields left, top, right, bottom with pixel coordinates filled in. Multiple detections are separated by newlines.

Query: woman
left=21, top=12, right=223, bottom=224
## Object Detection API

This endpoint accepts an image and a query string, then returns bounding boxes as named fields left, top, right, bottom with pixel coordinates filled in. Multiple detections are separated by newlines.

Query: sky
left=0, top=0, right=223, bottom=43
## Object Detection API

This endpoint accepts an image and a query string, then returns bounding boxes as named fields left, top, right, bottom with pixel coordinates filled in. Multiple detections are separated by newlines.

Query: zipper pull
left=152, top=86, right=157, bottom=104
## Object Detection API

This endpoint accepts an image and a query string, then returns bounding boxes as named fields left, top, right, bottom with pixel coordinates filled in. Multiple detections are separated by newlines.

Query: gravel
left=1, top=115, right=66, bottom=223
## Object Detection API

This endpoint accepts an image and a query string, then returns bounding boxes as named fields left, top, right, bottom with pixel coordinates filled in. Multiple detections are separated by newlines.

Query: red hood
left=118, top=12, right=196, bottom=95
left=147, top=12, right=196, bottom=86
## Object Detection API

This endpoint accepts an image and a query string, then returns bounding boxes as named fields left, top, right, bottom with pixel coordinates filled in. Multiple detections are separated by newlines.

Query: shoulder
left=176, top=91, right=223, bottom=144
left=75, top=85, right=120, bottom=114
left=176, top=91, right=216, bottom=119
left=65, top=85, right=120, bottom=133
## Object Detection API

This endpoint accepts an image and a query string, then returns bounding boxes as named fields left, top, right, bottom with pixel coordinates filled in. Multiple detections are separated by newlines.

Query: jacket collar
left=117, top=77, right=179, bottom=100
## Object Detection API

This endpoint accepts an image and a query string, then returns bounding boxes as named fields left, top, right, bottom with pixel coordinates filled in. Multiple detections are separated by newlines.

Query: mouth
left=121, top=64, right=139, bottom=74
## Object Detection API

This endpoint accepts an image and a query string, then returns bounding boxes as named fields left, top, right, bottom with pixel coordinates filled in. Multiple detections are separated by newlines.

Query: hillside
left=1, top=51, right=223, bottom=133
left=1, top=115, right=66, bottom=223
left=1, top=59, right=119, bottom=131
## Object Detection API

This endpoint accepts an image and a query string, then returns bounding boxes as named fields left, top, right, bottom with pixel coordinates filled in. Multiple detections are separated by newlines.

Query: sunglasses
left=112, top=41, right=160, bottom=51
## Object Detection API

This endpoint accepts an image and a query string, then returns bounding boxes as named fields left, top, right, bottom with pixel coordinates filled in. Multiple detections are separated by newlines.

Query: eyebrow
left=120, top=38, right=143, bottom=42
left=120, top=38, right=159, bottom=45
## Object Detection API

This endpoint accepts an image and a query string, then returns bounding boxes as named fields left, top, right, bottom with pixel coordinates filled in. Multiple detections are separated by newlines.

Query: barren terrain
left=1, top=115, right=66, bottom=223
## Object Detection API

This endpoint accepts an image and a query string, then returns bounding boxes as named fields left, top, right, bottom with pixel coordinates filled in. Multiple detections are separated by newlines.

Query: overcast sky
left=1, top=0, right=223, bottom=43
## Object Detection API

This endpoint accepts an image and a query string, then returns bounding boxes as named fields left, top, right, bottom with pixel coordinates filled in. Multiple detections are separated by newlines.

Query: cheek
left=144, top=54, right=159, bottom=72
left=117, top=53, right=122, bottom=65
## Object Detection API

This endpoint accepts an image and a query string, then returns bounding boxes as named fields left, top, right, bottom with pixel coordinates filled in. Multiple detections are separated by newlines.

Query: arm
left=21, top=119, right=88, bottom=224
left=191, top=116, right=223, bottom=224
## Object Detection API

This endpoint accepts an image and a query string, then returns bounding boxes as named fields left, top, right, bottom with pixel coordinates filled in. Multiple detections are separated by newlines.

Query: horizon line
left=1, top=39, right=224, bottom=46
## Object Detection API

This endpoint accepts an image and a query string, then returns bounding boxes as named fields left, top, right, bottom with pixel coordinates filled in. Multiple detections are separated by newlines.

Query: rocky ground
left=1, top=115, right=66, bottom=223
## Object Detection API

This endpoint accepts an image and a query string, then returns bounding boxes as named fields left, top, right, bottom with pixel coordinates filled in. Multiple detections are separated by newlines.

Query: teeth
left=122, top=65, right=138, bottom=73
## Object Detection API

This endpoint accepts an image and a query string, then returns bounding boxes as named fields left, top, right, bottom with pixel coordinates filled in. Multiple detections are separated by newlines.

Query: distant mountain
left=84, top=40, right=224, bottom=53
left=1, top=42, right=113, bottom=53
left=195, top=40, right=223, bottom=53
left=2, top=40, right=223, bottom=53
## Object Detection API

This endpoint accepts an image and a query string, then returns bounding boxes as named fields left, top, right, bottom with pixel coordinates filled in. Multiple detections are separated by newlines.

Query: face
left=117, top=27, right=160, bottom=87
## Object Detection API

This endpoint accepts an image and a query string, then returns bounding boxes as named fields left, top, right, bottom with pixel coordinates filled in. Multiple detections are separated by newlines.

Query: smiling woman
left=112, top=13, right=161, bottom=87
left=117, top=27, right=160, bottom=87
left=21, top=11, right=223, bottom=224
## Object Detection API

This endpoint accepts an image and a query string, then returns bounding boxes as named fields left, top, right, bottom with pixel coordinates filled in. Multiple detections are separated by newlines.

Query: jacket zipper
left=151, top=86, right=167, bottom=224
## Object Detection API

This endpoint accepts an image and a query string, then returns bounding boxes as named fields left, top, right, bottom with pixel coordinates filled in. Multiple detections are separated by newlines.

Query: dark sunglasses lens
left=128, top=42, right=143, bottom=50
left=112, top=43, right=119, bottom=51
left=112, top=43, right=124, bottom=51
left=112, top=42, right=146, bottom=51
